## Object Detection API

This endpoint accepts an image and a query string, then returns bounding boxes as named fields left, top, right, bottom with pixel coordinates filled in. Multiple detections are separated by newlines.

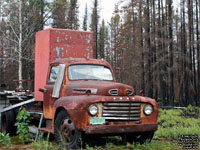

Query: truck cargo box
left=35, top=28, right=93, bottom=101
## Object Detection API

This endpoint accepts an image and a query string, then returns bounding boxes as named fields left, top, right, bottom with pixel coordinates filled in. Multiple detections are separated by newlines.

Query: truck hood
left=65, top=80, right=134, bottom=96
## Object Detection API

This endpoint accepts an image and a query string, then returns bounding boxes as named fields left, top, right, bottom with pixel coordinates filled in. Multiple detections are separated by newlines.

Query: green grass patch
left=155, top=106, right=200, bottom=139
left=133, top=141, right=183, bottom=150
left=32, top=133, right=60, bottom=150
left=86, top=140, right=183, bottom=150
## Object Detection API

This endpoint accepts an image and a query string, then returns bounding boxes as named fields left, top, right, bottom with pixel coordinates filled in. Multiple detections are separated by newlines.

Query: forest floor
left=0, top=137, right=199, bottom=150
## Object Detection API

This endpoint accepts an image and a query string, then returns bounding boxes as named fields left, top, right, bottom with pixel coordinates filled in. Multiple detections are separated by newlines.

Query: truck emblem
left=73, top=88, right=98, bottom=94
left=108, top=89, right=118, bottom=95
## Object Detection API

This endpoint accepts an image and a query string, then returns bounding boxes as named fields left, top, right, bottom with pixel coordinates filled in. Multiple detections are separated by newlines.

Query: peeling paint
left=35, top=28, right=94, bottom=102
left=57, top=37, right=60, bottom=43
left=50, top=29, right=93, bottom=61
left=65, top=35, right=68, bottom=41
left=86, top=47, right=90, bottom=58
left=56, top=47, right=61, bottom=56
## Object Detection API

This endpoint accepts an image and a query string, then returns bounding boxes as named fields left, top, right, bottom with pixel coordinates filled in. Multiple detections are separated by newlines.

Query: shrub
left=0, top=132, right=11, bottom=147
left=15, top=107, right=32, bottom=144
left=183, top=104, right=200, bottom=119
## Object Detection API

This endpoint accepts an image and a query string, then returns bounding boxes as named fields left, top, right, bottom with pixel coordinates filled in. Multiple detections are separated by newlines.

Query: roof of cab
left=50, top=58, right=111, bottom=67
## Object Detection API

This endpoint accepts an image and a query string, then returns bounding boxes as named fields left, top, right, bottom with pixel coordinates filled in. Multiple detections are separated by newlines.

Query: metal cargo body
left=35, top=28, right=93, bottom=101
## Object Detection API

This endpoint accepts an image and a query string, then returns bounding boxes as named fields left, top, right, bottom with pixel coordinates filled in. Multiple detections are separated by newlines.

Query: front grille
left=102, top=102, right=141, bottom=122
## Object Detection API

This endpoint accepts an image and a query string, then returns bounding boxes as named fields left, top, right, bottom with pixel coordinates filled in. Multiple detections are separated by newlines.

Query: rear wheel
left=127, top=131, right=154, bottom=144
left=1, top=110, right=17, bottom=135
left=54, top=110, right=81, bottom=149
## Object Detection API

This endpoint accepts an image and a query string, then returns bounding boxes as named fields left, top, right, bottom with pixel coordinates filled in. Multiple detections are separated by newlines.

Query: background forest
left=0, top=0, right=200, bottom=107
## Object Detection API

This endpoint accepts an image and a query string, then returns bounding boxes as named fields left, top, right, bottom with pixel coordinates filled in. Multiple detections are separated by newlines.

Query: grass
left=0, top=105, right=199, bottom=149
left=155, top=106, right=200, bottom=139
left=32, top=133, right=60, bottom=150
left=86, top=105, right=200, bottom=150
left=85, top=140, right=183, bottom=150
left=133, top=141, right=183, bottom=150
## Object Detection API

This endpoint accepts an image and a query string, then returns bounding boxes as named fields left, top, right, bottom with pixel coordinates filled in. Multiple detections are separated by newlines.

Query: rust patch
left=85, top=123, right=158, bottom=134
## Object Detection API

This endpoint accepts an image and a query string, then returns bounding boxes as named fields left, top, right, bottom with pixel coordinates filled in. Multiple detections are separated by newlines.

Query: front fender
left=52, top=95, right=158, bottom=132
left=53, top=95, right=105, bottom=131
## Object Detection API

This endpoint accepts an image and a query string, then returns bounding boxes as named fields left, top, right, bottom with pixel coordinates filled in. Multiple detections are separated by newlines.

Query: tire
left=1, top=110, right=17, bottom=135
left=54, top=110, right=81, bottom=149
left=127, top=131, right=154, bottom=144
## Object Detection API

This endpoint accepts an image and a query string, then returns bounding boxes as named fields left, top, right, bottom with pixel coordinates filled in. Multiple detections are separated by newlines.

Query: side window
left=49, top=66, right=59, bottom=82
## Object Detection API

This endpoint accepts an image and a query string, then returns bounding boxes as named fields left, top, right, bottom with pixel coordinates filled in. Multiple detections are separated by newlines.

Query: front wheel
left=54, top=110, right=81, bottom=149
left=127, top=131, right=154, bottom=144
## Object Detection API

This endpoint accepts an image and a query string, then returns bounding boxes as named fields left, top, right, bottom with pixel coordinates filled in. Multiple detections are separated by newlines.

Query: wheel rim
left=59, top=118, right=76, bottom=146
left=135, top=135, right=142, bottom=139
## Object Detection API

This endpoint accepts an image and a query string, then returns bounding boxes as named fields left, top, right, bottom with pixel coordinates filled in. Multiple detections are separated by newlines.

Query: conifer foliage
left=0, top=0, right=199, bottom=106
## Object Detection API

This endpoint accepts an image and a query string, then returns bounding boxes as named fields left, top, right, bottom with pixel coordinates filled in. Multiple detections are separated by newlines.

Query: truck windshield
left=68, top=65, right=113, bottom=81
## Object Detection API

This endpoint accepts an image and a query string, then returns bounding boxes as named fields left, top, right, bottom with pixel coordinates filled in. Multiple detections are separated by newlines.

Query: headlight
left=88, top=104, right=98, bottom=116
left=144, top=104, right=153, bottom=115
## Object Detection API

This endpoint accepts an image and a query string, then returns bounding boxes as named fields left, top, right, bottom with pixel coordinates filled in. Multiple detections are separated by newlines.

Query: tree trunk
left=196, top=0, right=200, bottom=105
left=139, top=0, right=145, bottom=93
left=18, top=0, right=23, bottom=89
left=168, top=0, right=174, bottom=105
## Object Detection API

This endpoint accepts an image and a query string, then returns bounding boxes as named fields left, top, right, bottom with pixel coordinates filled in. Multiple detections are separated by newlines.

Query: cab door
left=43, top=65, right=59, bottom=119
left=43, top=64, right=66, bottom=119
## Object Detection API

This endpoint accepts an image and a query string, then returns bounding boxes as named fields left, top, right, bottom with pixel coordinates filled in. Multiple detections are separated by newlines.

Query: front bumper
left=85, top=123, right=158, bottom=134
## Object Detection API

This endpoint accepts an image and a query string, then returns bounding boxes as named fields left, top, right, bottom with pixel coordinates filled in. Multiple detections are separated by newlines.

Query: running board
left=38, top=127, right=53, bottom=134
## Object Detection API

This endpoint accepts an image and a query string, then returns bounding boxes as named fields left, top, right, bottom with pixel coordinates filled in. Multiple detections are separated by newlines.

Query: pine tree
left=82, top=3, right=88, bottom=31
left=99, top=19, right=106, bottom=58
left=67, top=0, right=79, bottom=29
left=52, top=0, right=68, bottom=28
left=90, top=0, right=99, bottom=58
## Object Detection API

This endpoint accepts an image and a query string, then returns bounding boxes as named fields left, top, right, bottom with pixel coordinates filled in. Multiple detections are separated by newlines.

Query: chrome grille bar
left=104, top=103, right=140, bottom=106
left=103, top=113, right=140, bottom=117
left=103, top=106, right=140, bottom=110
left=102, top=102, right=141, bottom=122
left=103, top=110, right=140, bottom=114
left=104, top=117, right=140, bottom=120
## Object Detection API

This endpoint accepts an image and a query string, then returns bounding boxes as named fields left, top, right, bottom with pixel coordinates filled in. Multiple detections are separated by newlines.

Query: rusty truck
left=0, top=28, right=158, bottom=149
